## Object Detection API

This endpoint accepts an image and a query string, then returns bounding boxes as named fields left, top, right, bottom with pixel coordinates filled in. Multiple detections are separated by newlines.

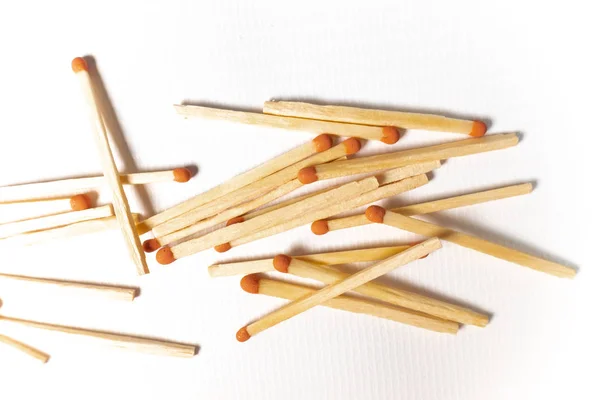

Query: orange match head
left=156, top=246, right=175, bottom=265
left=240, top=274, right=260, bottom=294
left=313, top=134, right=333, bottom=152
left=470, top=121, right=487, bottom=137
left=381, top=127, right=401, bottom=144
left=172, top=168, right=192, bottom=183
left=69, top=194, right=92, bottom=211
left=365, top=205, right=386, bottom=223
left=215, top=243, right=232, bottom=253
left=343, top=138, right=361, bottom=155
left=298, top=166, right=318, bottom=184
left=273, top=254, right=292, bottom=273
left=311, top=220, right=329, bottom=235
left=226, top=216, right=245, bottom=226
left=71, top=57, right=88, bottom=73
left=143, top=238, right=161, bottom=253
left=236, top=326, right=251, bottom=342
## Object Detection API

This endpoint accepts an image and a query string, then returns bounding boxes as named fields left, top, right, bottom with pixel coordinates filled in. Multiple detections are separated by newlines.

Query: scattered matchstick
left=0, top=334, right=50, bottom=363
left=314, top=183, right=533, bottom=234
left=72, top=57, right=148, bottom=275
left=0, top=194, right=92, bottom=225
left=0, top=272, right=138, bottom=301
left=365, top=206, right=576, bottom=278
left=0, top=314, right=197, bottom=358
left=241, top=275, right=459, bottom=334
left=174, top=104, right=401, bottom=144
left=236, top=238, right=442, bottom=341
left=263, top=101, right=487, bottom=137
left=0, top=169, right=191, bottom=204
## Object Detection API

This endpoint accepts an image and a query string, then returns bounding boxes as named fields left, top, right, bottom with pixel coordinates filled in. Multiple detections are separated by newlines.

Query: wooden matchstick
left=316, top=183, right=534, bottom=234
left=236, top=238, right=442, bottom=341
left=175, top=104, right=401, bottom=144
left=155, top=177, right=379, bottom=264
left=227, top=174, right=428, bottom=250
left=263, top=101, right=487, bottom=137
left=0, top=315, right=196, bottom=358
left=0, top=194, right=92, bottom=225
left=240, top=275, right=459, bottom=334
left=0, top=205, right=114, bottom=239
left=72, top=57, right=148, bottom=275
left=303, top=133, right=518, bottom=182
left=0, top=334, right=50, bottom=363
left=0, top=169, right=191, bottom=203
left=208, top=245, right=413, bottom=277
left=271, top=256, right=488, bottom=327
left=150, top=138, right=361, bottom=240
left=365, top=206, right=576, bottom=278
left=0, top=272, right=138, bottom=301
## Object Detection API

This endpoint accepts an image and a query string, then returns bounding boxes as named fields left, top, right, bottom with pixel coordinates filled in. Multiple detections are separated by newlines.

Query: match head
left=236, top=326, right=251, bottom=342
left=69, top=194, right=92, bottom=211
left=71, top=57, right=88, bottom=73
left=143, top=238, right=161, bottom=253
left=470, top=121, right=487, bottom=137
left=298, top=166, right=318, bottom=184
left=240, top=274, right=260, bottom=294
left=172, top=168, right=192, bottom=183
left=313, top=134, right=333, bottom=152
left=381, top=127, right=401, bottom=144
left=365, top=205, right=386, bottom=223
left=226, top=216, right=245, bottom=226
left=156, top=246, right=175, bottom=265
left=343, top=137, right=362, bottom=155
left=273, top=254, right=292, bottom=273
left=311, top=220, right=329, bottom=235
left=214, top=243, right=232, bottom=253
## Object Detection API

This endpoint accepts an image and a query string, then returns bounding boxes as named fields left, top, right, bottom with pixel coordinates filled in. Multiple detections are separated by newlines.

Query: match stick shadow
left=83, top=56, right=155, bottom=219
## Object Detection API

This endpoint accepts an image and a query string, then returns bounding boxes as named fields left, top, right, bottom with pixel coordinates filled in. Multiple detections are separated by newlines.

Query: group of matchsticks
left=0, top=56, right=576, bottom=360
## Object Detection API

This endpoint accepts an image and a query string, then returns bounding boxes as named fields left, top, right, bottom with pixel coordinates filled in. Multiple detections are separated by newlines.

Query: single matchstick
left=0, top=315, right=197, bottom=358
left=227, top=174, right=428, bottom=250
left=151, top=138, right=360, bottom=240
left=136, top=135, right=333, bottom=235
left=207, top=245, right=413, bottom=277
left=271, top=256, right=488, bottom=327
left=365, top=206, right=576, bottom=278
left=236, top=238, right=442, bottom=341
left=0, top=194, right=92, bottom=225
left=0, top=272, right=138, bottom=301
left=263, top=101, right=487, bottom=137
left=175, top=104, right=401, bottom=144
left=315, top=183, right=533, bottom=234
left=156, top=177, right=378, bottom=264
left=241, top=275, right=458, bottom=334
left=72, top=57, right=148, bottom=275
left=0, top=334, right=50, bottom=363
left=0, top=169, right=191, bottom=204
left=0, top=205, right=114, bottom=239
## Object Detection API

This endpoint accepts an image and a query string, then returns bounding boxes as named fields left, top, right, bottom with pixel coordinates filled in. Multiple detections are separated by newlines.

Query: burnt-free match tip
left=214, top=243, right=232, bottom=253
left=71, top=57, right=88, bottom=73
left=236, top=326, right=251, bottom=342
left=143, top=238, right=161, bottom=253
left=381, top=127, right=401, bottom=144
left=273, top=254, right=291, bottom=273
left=156, top=246, right=175, bottom=265
left=470, top=121, right=487, bottom=137
left=343, top=137, right=361, bottom=155
left=240, top=274, right=260, bottom=294
left=365, top=205, right=386, bottom=223
left=226, top=216, right=245, bottom=226
left=173, top=168, right=192, bottom=183
left=298, top=167, right=318, bottom=184
left=313, top=134, right=333, bottom=152
left=69, top=194, right=92, bottom=211
left=311, top=220, right=329, bottom=235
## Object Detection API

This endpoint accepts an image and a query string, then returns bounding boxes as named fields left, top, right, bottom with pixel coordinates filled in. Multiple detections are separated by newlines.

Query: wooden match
left=175, top=104, right=401, bottom=144
left=0, top=334, right=50, bottom=363
left=72, top=57, right=148, bottom=275
left=241, top=275, right=459, bottom=334
left=263, top=101, right=487, bottom=137
left=365, top=206, right=576, bottom=278
left=0, top=194, right=92, bottom=225
left=236, top=238, right=442, bottom=341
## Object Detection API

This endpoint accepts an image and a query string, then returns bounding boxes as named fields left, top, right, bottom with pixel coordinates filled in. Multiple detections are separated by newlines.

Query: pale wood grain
left=0, top=334, right=50, bottom=363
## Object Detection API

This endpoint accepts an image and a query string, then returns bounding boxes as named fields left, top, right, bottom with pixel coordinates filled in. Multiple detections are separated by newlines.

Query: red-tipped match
left=226, top=216, right=245, bottom=226
left=311, top=220, right=329, bottom=235
left=69, top=194, right=92, bottom=211
left=156, top=247, right=175, bottom=265
left=240, top=275, right=260, bottom=294
left=215, top=243, right=232, bottom=253
left=470, top=121, right=487, bottom=137
left=173, top=168, right=192, bottom=183
left=71, top=57, right=88, bottom=73
left=365, top=205, right=386, bottom=223
left=381, top=127, right=401, bottom=144
left=313, top=134, right=333, bottom=152
left=236, top=326, right=251, bottom=342
left=273, top=254, right=292, bottom=273
left=143, top=238, right=161, bottom=253
left=298, top=167, right=318, bottom=184
left=343, top=138, right=361, bottom=155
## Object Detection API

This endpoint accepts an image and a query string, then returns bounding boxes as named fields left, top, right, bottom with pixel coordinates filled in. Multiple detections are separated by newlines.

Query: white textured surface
left=0, top=1, right=597, bottom=399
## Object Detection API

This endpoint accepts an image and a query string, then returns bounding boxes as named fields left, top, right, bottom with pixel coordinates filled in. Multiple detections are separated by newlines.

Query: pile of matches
left=0, top=56, right=576, bottom=360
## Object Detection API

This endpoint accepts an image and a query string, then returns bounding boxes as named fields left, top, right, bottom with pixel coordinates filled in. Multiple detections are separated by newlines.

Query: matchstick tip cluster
left=365, top=205, right=386, bottom=223
left=172, top=168, right=192, bottom=183
left=381, top=126, right=401, bottom=144
left=71, top=57, right=88, bottom=73
left=273, top=254, right=292, bottom=273
left=470, top=121, right=487, bottom=137
left=69, top=194, right=92, bottom=211
left=240, top=274, right=260, bottom=294
left=312, top=134, right=333, bottom=152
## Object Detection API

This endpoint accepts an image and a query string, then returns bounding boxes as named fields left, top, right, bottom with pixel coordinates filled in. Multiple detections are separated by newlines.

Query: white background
left=0, top=1, right=598, bottom=399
